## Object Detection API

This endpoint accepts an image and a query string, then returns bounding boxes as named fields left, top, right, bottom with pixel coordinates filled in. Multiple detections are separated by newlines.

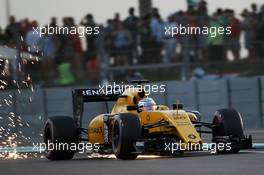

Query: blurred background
left=0, top=0, right=264, bottom=148
left=0, top=0, right=264, bottom=85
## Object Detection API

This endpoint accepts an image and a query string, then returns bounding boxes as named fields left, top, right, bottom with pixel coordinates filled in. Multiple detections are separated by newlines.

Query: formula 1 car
left=43, top=80, right=252, bottom=160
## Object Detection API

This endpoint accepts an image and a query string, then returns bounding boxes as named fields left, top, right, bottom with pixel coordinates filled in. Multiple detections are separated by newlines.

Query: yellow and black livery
left=44, top=80, right=252, bottom=160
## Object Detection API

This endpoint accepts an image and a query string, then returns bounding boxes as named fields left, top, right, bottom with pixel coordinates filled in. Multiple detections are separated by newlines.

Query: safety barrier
left=0, top=77, right=264, bottom=144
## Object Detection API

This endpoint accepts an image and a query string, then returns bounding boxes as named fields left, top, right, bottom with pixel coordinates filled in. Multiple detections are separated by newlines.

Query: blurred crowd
left=0, top=1, right=264, bottom=86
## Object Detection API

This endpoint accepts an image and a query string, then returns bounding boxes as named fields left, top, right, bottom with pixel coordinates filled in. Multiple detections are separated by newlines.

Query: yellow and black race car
left=43, top=80, right=252, bottom=160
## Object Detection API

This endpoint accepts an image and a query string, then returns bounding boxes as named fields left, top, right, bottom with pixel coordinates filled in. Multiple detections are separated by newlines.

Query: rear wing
left=72, top=88, right=124, bottom=128
left=73, top=88, right=123, bottom=102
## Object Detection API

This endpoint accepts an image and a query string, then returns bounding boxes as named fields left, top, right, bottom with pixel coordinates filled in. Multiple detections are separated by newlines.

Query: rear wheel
left=44, top=116, right=78, bottom=160
left=212, top=109, right=245, bottom=153
left=112, top=113, right=141, bottom=160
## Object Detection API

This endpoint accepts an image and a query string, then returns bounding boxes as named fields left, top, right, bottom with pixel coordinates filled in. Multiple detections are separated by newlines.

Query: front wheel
left=44, top=116, right=78, bottom=160
left=212, top=109, right=245, bottom=153
left=112, top=113, right=141, bottom=160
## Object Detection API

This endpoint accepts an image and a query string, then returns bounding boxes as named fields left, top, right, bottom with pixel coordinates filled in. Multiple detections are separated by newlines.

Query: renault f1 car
left=43, top=80, right=252, bottom=160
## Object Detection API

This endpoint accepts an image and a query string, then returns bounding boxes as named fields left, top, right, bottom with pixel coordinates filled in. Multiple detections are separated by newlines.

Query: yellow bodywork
left=88, top=114, right=105, bottom=144
left=88, top=87, right=202, bottom=145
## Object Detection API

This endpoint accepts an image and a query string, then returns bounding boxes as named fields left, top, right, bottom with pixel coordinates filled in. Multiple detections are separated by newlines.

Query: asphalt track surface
left=0, top=150, right=264, bottom=175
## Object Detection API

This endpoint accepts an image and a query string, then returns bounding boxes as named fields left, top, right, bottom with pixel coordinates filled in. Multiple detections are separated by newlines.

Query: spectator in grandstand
left=39, top=28, right=57, bottom=86
left=0, top=27, right=7, bottom=45
left=81, top=14, right=98, bottom=60
left=198, top=0, right=207, bottom=13
left=150, top=9, right=164, bottom=43
left=163, top=15, right=178, bottom=62
left=61, top=17, right=83, bottom=82
left=104, top=19, right=115, bottom=60
left=250, top=3, right=259, bottom=19
left=112, top=22, right=132, bottom=65
left=226, top=10, right=241, bottom=60
left=174, top=10, right=185, bottom=61
left=25, top=20, right=42, bottom=55
left=260, top=5, right=264, bottom=22
left=70, top=17, right=84, bottom=81
left=124, top=7, right=139, bottom=60
left=112, top=13, right=121, bottom=30
left=207, top=13, right=225, bottom=61
left=58, top=17, right=74, bottom=62
left=124, top=8, right=139, bottom=33
left=255, top=5, right=264, bottom=59
left=20, top=18, right=31, bottom=51
left=138, top=14, right=153, bottom=64
left=186, top=0, right=199, bottom=11
left=123, top=7, right=139, bottom=38
left=57, top=17, right=77, bottom=86
left=197, top=1, right=210, bottom=61
left=184, top=7, right=200, bottom=62
left=20, top=18, right=31, bottom=38
left=47, top=17, right=60, bottom=58
left=5, top=16, right=20, bottom=48
left=217, top=9, right=230, bottom=60
left=241, top=9, right=256, bottom=59
left=49, top=17, right=57, bottom=27
left=150, top=9, right=163, bottom=63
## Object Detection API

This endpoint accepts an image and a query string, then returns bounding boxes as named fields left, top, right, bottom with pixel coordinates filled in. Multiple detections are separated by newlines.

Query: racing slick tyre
left=112, top=113, right=141, bottom=160
left=212, top=109, right=244, bottom=154
left=44, top=116, right=78, bottom=160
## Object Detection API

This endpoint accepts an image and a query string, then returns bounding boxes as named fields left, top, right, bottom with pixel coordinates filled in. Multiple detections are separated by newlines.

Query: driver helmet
left=138, top=98, right=157, bottom=111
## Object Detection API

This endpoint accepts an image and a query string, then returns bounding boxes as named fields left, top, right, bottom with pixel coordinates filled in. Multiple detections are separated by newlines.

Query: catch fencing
left=0, top=77, right=264, bottom=144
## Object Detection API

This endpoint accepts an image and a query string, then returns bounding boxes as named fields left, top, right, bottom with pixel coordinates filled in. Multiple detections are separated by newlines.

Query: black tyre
left=44, top=116, right=77, bottom=160
left=112, top=113, right=141, bottom=160
left=212, top=109, right=244, bottom=153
